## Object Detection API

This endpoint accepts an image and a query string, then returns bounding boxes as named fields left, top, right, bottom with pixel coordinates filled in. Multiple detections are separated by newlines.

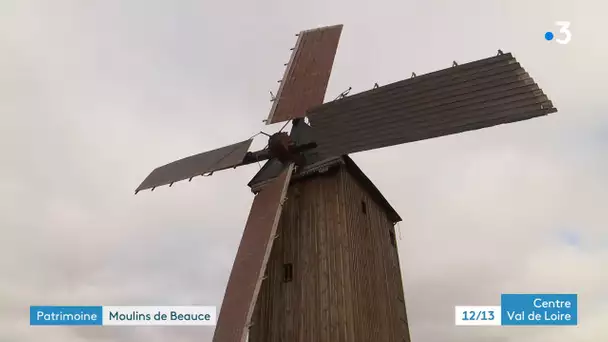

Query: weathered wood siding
left=249, top=166, right=411, bottom=342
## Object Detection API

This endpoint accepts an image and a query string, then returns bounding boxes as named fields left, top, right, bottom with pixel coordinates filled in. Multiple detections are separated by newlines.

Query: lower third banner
left=30, top=306, right=217, bottom=326
left=455, top=293, right=578, bottom=326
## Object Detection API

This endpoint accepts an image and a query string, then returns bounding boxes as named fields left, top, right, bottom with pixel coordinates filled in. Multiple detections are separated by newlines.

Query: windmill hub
left=267, top=132, right=304, bottom=166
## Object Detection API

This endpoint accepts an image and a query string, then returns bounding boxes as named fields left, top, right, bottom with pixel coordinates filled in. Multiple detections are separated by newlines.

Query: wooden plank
left=309, top=54, right=558, bottom=159
left=212, top=164, right=293, bottom=342
left=283, top=196, right=294, bottom=341
left=317, top=177, right=330, bottom=341
left=337, top=170, right=356, bottom=341
left=266, top=25, right=343, bottom=124
left=136, top=139, right=253, bottom=193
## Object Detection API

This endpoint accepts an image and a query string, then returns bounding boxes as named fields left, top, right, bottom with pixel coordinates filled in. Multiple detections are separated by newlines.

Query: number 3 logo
left=555, top=21, right=572, bottom=45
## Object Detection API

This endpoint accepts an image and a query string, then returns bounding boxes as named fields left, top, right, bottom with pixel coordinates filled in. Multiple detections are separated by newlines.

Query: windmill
left=135, top=24, right=558, bottom=342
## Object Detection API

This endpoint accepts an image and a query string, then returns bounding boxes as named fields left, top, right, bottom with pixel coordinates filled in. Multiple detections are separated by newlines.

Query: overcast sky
left=1, top=0, right=606, bottom=341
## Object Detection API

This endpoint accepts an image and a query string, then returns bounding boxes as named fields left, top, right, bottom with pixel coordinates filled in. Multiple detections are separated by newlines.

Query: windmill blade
left=213, top=163, right=294, bottom=342
left=307, top=53, right=558, bottom=158
left=266, top=24, right=343, bottom=125
left=135, top=139, right=253, bottom=193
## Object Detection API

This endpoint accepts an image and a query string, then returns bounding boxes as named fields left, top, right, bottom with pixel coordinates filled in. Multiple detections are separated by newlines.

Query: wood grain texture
left=213, top=164, right=293, bottom=342
left=266, top=25, right=343, bottom=124
left=249, top=166, right=411, bottom=341
left=309, top=53, right=557, bottom=159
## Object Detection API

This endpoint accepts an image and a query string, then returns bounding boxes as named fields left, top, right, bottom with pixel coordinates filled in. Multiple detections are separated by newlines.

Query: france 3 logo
left=545, top=22, right=571, bottom=44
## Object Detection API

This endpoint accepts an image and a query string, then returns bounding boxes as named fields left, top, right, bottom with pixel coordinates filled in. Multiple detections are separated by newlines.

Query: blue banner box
left=501, top=294, right=578, bottom=326
left=30, top=306, right=103, bottom=326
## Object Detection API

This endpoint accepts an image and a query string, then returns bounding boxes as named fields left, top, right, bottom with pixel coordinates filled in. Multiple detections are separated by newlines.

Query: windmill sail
left=266, top=24, right=343, bottom=124
left=307, top=53, right=557, bottom=159
left=135, top=139, right=253, bottom=193
left=213, top=164, right=294, bottom=342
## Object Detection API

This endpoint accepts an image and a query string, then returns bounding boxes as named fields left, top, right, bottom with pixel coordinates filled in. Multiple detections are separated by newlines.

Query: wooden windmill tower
left=135, top=25, right=558, bottom=342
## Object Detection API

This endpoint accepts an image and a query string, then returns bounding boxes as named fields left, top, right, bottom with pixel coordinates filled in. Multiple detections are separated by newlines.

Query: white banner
left=103, top=306, right=217, bottom=326
left=455, top=306, right=501, bottom=326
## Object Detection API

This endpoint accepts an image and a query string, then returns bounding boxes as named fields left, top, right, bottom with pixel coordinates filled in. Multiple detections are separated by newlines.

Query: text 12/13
left=455, top=306, right=501, bottom=326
